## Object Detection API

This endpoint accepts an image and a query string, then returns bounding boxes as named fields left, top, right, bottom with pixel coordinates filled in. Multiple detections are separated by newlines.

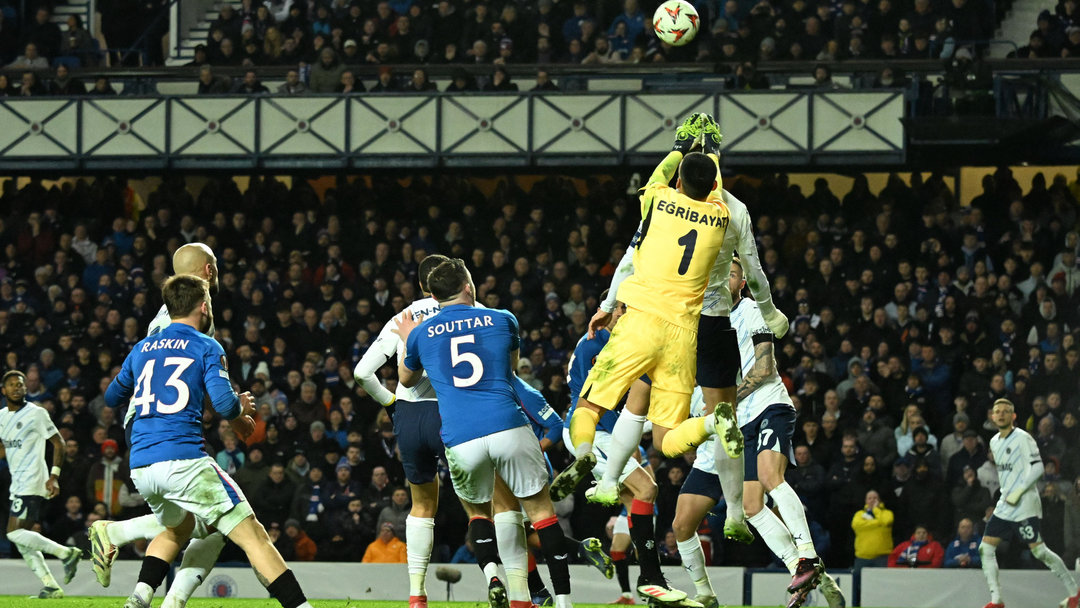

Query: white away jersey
left=689, top=387, right=717, bottom=474
left=356, top=297, right=441, bottom=404
left=0, top=403, right=59, bottom=497
left=990, top=428, right=1043, bottom=521
left=731, top=298, right=792, bottom=427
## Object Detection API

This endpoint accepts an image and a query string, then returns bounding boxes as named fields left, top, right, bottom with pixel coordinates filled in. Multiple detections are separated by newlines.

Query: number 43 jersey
left=617, top=182, right=730, bottom=330
left=106, top=323, right=241, bottom=468
left=404, top=304, right=528, bottom=448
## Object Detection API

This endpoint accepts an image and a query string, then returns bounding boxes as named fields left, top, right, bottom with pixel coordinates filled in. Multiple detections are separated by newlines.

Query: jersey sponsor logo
left=425, top=315, right=495, bottom=337
left=412, top=305, right=439, bottom=320
left=141, top=338, right=191, bottom=352
left=654, top=200, right=729, bottom=229
left=998, top=463, right=1014, bottom=472
left=2, top=438, right=23, bottom=449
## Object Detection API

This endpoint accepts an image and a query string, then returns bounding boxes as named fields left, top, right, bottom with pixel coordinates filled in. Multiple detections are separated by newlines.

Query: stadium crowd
left=0, top=166, right=1078, bottom=573
left=0, top=0, right=1026, bottom=96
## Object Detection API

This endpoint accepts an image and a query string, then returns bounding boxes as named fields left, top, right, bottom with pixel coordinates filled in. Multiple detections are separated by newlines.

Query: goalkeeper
left=551, top=115, right=788, bottom=526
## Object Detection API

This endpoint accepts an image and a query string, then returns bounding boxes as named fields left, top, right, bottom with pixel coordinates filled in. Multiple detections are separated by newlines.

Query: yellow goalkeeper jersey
left=617, top=182, right=731, bottom=330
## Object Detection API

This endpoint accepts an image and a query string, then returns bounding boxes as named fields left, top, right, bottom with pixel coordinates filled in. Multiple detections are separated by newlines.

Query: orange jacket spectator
left=888, top=525, right=945, bottom=568
left=362, top=522, right=408, bottom=563
left=284, top=519, right=317, bottom=561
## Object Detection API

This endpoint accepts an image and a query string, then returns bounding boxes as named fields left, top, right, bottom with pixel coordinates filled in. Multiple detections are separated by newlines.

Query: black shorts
left=985, top=514, right=1042, bottom=544
left=697, top=315, right=739, bottom=389
left=393, top=400, right=445, bottom=485
left=679, top=467, right=722, bottom=503
left=9, top=495, right=45, bottom=523
left=741, top=404, right=796, bottom=482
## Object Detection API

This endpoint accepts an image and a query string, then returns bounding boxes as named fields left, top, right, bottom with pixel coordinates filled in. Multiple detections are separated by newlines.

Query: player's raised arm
left=725, top=190, right=788, bottom=338
left=644, top=113, right=707, bottom=190
left=513, top=375, right=563, bottom=451
left=354, top=317, right=402, bottom=406
left=203, top=342, right=242, bottom=420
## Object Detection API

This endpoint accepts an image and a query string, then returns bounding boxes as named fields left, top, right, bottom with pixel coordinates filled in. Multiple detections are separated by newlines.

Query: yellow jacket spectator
left=852, top=489, right=894, bottom=570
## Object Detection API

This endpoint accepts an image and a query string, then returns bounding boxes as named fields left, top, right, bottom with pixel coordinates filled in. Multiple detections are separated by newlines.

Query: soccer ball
left=652, top=0, right=700, bottom=46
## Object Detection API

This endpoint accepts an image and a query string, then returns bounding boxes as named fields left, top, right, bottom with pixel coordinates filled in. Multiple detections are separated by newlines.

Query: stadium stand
left=0, top=168, right=1077, bottom=571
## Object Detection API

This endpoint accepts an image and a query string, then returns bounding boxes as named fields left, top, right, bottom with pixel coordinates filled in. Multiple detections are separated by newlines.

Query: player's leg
left=610, top=514, right=635, bottom=604
left=126, top=511, right=196, bottom=608
left=979, top=531, right=1004, bottom=608
left=398, top=400, right=444, bottom=608
left=447, top=433, right=509, bottom=608
left=494, top=477, right=534, bottom=608
left=557, top=311, right=658, bottom=498
left=224, top=514, right=314, bottom=608
left=671, top=470, right=720, bottom=607
left=6, top=504, right=78, bottom=596
left=617, top=467, right=688, bottom=603
left=1025, top=517, right=1080, bottom=603
left=711, top=437, right=750, bottom=544
left=589, top=379, right=652, bottom=503
left=159, top=521, right=227, bottom=608
left=90, top=514, right=166, bottom=587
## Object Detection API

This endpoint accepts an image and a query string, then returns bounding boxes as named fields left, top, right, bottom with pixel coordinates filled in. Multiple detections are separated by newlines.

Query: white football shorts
left=445, top=426, right=548, bottom=504
left=131, top=456, right=253, bottom=536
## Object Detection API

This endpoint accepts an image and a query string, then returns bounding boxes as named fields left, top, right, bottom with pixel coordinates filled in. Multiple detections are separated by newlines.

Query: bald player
left=89, top=243, right=228, bottom=608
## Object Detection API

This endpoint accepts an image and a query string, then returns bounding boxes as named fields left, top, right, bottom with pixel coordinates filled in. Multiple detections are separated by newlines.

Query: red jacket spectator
left=888, top=525, right=945, bottom=568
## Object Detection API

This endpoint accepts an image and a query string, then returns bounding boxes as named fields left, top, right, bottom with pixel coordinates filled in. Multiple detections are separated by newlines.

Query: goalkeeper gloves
left=700, top=114, right=723, bottom=156
left=761, top=307, right=790, bottom=339
left=672, top=113, right=707, bottom=154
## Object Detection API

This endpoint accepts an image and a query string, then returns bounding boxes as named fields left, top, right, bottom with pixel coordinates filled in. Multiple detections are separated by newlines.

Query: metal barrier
left=0, top=90, right=906, bottom=171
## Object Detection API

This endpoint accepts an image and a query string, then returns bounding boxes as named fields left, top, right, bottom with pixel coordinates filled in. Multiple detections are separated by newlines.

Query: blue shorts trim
left=985, top=514, right=1042, bottom=544
left=740, top=404, right=796, bottom=482
left=211, top=463, right=242, bottom=506
left=394, top=400, right=445, bottom=485
left=680, top=467, right=723, bottom=503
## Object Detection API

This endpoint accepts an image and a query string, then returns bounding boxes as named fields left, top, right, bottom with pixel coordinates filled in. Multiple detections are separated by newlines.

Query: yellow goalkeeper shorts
left=578, top=307, right=696, bottom=430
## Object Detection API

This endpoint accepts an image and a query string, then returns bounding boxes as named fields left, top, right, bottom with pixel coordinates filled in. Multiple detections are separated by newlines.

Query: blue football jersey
left=514, top=375, right=563, bottom=445
left=566, top=329, right=619, bottom=433
left=404, top=305, right=528, bottom=448
left=105, top=323, right=241, bottom=468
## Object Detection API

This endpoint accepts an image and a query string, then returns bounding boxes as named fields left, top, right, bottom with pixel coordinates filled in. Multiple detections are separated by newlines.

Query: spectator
left=231, top=69, right=270, bottom=94
left=49, top=495, right=86, bottom=544
left=951, top=465, right=992, bottom=525
left=284, top=518, right=318, bottom=560
left=309, top=47, right=346, bottom=93
left=233, top=445, right=269, bottom=493
left=946, top=429, right=987, bottom=486
left=857, top=407, right=897, bottom=469
left=23, top=7, right=62, bottom=58
left=7, top=43, right=49, bottom=70
left=324, top=461, right=360, bottom=515
left=376, top=487, right=409, bottom=540
left=888, top=524, right=944, bottom=568
left=278, top=69, right=308, bottom=95
left=86, top=439, right=132, bottom=517
left=90, top=77, right=118, bottom=96
left=0, top=74, right=12, bottom=96
left=336, top=70, right=364, bottom=93
left=370, top=66, right=399, bottom=92
left=450, top=537, right=478, bottom=563
left=47, top=64, right=86, bottom=96
left=482, top=66, right=517, bottom=91
left=406, top=68, right=436, bottom=92
left=215, top=430, right=246, bottom=475
left=362, top=521, right=407, bottom=563
left=852, top=489, right=894, bottom=570
left=944, top=517, right=981, bottom=568
left=253, top=462, right=296, bottom=525
left=197, top=65, right=231, bottom=94
left=62, top=15, right=97, bottom=64
left=290, top=465, right=326, bottom=525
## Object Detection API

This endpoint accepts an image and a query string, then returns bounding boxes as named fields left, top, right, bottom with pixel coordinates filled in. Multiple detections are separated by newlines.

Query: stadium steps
left=995, top=0, right=1052, bottom=57
left=166, top=1, right=243, bottom=66
left=48, top=0, right=91, bottom=33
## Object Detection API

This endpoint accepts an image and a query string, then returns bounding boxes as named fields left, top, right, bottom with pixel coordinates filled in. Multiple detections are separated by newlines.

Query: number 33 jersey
left=404, top=304, right=528, bottom=448
left=106, top=323, right=241, bottom=468
left=618, top=182, right=730, bottom=330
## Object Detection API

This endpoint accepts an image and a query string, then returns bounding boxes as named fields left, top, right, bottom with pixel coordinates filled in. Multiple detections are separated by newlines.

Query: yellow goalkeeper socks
left=661, top=416, right=712, bottom=458
left=569, top=407, right=601, bottom=453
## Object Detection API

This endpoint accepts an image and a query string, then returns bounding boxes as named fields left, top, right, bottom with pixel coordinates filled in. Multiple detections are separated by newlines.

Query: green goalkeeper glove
left=700, top=114, right=723, bottom=156
left=672, top=113, right=707, bottom=154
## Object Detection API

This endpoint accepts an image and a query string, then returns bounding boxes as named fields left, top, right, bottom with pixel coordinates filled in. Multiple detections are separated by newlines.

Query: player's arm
left=724, top=190, right=787, bottom=337
left=599, top=230, right=638, bottom=314
left=735, top=333, right=775, bottom=403
left=1006, top=437, right=1045, bottom=505
left=354, top=320, right=401, bottom=406
left=513, top=375, right=563, bottom=451
left=397, top=314, right=424, bottom=389
left=203, top=345, right=243, bottom=420
left=45, top=431, right=63, bottom=497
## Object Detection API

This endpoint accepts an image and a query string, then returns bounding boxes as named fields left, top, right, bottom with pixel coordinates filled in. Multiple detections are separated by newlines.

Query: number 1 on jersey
left=677, top=229, right=698, bottom=275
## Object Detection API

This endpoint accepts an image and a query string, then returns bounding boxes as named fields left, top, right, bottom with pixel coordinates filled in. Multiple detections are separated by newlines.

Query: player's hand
left=392, top=311, right=423, bottom=343
left=230, top=415, right=256, bottom=439
left=699, top=114, right=722, bottom=155
left=588, top=309, right=611, bottom=339
left=46, top=476, right=59, bottom=498
left=761, top=308, right=789, bottom=338
left=672, top=113, right=706, bottom=154
left=1006, top=489, right=1024, bottom=506
left=238, top=391, right=256, bottom=418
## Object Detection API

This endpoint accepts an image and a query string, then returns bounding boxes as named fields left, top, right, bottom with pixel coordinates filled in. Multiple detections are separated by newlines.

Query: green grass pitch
left=0, top=599, right=786, bottom=608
